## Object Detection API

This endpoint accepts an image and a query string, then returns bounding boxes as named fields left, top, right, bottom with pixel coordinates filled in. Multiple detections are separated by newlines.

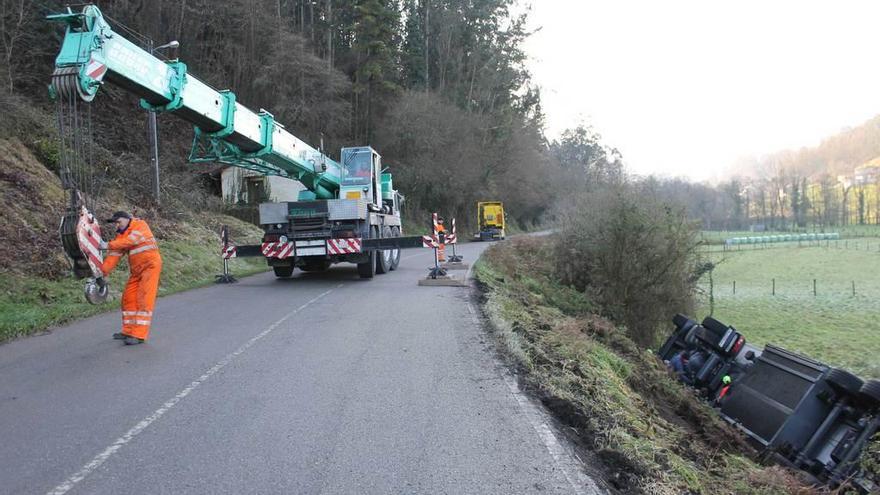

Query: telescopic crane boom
left=49, top=4, right=341, bottom=199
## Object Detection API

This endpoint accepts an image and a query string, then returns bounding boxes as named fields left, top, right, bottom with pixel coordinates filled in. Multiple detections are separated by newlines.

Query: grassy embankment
left=0, top=136, right=268, bottom=343
left=475, top=237, right=810, bottom=495
left=0, top=220, right=268, bottom=342
left=0, top=216, right=267, bottom=342
left=697, top=239, right=880, bottom=378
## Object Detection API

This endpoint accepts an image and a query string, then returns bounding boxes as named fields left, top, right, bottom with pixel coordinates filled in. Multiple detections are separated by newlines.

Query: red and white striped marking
left=327, top=238, right=362, bottom=255
left=261, top=241, right=294, bottom=259
left=76, top=206, right=104, bottom=278
left=222, top=245, right=237, bottom=259
left=447, top=218, right=457, bottom=244
left=422, top=235, right=439, bottom=248
left=85, top=58, right=107, bottom=80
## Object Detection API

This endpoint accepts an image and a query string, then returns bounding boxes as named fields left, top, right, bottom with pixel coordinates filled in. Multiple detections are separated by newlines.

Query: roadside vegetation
left=697, top=241, right=880, bottom=378
left=475, top=238, right=811, bottom=494
left=474, top=159, right=880, bottom=491
left=0, top=116, right=267, bottom=343
left=0, top=225, right=267, bottom=343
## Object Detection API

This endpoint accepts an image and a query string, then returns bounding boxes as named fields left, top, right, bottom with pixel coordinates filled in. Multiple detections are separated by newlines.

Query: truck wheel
left=273, top=266, right=293, bottom=278
left=376, top=226, right=392, bottom=274
left=700, top=316, right=729, bottom=336
left=358, top=227, right=378, bottom=279
left=389, top=227, right=401, bottom=271
left=858, top=380, right=880, bottom=409
left=357, top=250, right=376, bottom=278
left=826, top=368, right=864, bottom=397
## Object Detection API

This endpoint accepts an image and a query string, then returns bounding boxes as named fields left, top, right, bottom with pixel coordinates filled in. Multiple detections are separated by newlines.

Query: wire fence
left=700, top=227, right=880, bottom=245
left=700, top=278, right=880, bottom=300
left=702, top=238, right=880, bottom=255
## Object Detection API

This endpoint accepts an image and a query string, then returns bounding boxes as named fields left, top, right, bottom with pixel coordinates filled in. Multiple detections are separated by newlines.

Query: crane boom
left=48, top=5, right=341, bottom=199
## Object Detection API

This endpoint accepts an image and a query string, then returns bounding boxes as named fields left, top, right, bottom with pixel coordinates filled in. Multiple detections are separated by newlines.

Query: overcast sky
left=523, top=0, right=880, bottom=182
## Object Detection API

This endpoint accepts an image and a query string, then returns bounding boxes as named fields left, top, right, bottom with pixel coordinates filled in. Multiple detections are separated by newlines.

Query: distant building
left=220, top=167, right=305, bottom=204
left=854, top=158, right=880, bottom=186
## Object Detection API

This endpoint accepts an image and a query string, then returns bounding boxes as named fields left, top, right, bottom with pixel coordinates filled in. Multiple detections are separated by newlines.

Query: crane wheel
left=389, top=227, right=401, bottom=271
left=358, top=227, right=378, bottom=279
left=376, top=226, right=392, bottom=274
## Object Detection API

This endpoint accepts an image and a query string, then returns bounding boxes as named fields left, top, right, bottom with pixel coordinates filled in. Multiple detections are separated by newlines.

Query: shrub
left=554, top=183, right=704, bottom=346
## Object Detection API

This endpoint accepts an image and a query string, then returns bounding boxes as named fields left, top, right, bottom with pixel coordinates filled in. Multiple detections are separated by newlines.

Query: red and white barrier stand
left=216, top=225, right=238, bottom=284
left=441, top=217, right=468, bottom=269
left=447, top=217, right=463, bottom=263
left=418, top=213, right=467, bottom=286
left=422, top=226, right=446, bottom=280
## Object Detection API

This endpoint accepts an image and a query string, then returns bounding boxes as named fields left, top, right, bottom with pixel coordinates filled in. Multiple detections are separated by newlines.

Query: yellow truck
left=476, top=202, right=505, bottom=241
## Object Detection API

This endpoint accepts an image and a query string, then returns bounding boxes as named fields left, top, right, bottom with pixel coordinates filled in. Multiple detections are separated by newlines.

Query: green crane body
left=48, top=4, right=393, bottom=202
left=47, top=5, right=426, bottom=282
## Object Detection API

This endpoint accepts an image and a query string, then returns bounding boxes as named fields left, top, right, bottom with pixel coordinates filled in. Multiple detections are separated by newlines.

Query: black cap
left=105, top=211, right=132, bottom=223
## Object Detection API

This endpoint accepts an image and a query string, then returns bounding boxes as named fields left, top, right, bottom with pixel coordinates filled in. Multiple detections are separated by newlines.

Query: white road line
left=46, top=285, right=341, bottom=495
left=466, top=302, right=602, bottom=495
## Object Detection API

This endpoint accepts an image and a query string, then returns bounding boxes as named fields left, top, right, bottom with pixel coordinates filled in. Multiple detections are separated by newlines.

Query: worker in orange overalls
left=99, top=211, right=162, bottom=345
left=436, top=217, right=447, bottom=262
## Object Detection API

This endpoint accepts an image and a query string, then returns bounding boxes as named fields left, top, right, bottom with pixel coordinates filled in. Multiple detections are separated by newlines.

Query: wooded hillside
left=676, top=115, right=880, bottom=231
left=1, top=0, right=617, bottom=232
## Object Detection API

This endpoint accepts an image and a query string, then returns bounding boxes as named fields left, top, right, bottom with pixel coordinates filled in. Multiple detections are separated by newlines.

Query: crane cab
left=339, top=146, right=381, bottom=207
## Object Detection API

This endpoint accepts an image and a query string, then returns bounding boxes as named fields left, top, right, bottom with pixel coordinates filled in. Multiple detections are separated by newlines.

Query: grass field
left=697, top=237, right=880, bottom=378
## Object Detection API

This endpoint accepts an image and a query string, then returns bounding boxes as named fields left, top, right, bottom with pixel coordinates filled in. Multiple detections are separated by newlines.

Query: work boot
left=124, top=337, right=145, bottom=346
left=113, top=332, right=126, bottom=340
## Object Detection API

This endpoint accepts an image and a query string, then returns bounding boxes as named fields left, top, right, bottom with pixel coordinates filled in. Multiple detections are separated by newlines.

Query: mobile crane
left=49, top=4, right=424, bottom=280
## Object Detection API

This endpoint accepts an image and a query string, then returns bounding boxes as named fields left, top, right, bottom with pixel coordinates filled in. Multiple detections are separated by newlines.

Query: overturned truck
left=659, top=315, right=880, bottom=492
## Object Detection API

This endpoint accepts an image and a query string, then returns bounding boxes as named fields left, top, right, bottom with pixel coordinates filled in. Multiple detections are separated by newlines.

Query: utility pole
left=147, top=39, right=160, bottom=206
left=146, top=39, right=180, bottom=206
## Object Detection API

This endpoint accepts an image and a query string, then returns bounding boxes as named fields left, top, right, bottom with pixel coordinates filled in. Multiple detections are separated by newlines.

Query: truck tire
left=826, top=368, right=864, bottom=397
left=859, top=380, right=880, bottom=411
left=376, top=226, right=392, bottom=275
left=358, top=251, right=376, bottom=278
left=701, top=316, right=729, bottom=337
left=858, top=380, right=880, bottom=409
left=273, top=266, right=293, bottom=278
left=358, top=227, right=378, bottom=279
left=389, top=227, right=401, bottom=271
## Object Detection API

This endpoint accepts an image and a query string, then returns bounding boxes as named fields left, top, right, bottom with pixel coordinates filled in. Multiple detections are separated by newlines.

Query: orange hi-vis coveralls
left=436, top=224, right=447, bottom=262
left=101, top=218, right=162, bottom=341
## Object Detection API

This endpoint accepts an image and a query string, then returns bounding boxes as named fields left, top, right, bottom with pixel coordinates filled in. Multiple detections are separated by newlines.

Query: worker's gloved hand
left=98, top=240, right=109, bottom=250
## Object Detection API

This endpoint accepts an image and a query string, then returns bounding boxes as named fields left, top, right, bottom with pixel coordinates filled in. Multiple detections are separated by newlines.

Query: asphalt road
left=0, top=241, right=600, bottom=494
